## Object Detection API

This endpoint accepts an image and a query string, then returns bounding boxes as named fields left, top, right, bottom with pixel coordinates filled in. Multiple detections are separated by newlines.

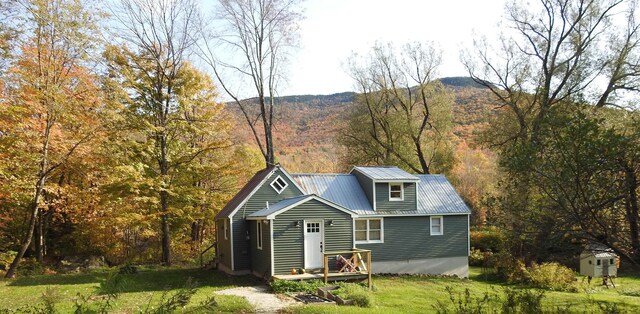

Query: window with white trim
left=355, top=218, right=383, bottom=243
left=270, top=176, right=288, bottom=194
left=430, top=216, right=443, bottom=235
left=389, top=183, right=403, bottom=201
left=223, top=219, right=229, bottom=240
left=257, top=220, right=263, bottom=250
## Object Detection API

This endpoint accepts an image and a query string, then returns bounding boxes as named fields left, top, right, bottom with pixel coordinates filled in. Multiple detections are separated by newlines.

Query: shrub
left=432, top=286, right=495, bottom=314
left=470, top=228, right=505, bottom=252
left=528, top=262, right=576, bottom=292
left=469, top=248, right=493, bottom=266
left=493, top=253, right=529, bottom=284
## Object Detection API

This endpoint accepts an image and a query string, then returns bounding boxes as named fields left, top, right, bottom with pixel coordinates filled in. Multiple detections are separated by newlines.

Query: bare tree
left=197, top=0, right=303, bottom=167
left=463, top=0, right=640, bottom=146
left=342, top=42, right=454, bottom=174
left=112, top=0, right=200, bottom=266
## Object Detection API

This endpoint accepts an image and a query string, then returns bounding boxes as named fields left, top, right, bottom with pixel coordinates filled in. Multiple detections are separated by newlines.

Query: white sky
left=281, top=0, right=506, bottom=95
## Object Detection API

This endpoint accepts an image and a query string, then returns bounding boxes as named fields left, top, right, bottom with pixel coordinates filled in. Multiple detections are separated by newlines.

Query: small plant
left=432, top=286, right=494, bottom=314
left=334, top=283, right=372, bottom=308
left=145, top=278, right=199, bottom=314
left=501, top=288, right=545, bottom=314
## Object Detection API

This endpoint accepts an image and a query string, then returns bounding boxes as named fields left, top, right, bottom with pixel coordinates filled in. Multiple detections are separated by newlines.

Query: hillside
left=226, top=77, right=500, bottom=172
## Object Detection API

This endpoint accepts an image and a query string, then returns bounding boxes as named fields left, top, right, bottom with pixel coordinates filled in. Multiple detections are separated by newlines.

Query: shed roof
left=215, top=166, right=276, bottom=219
left=582, top=243, right=618, bottom=258
left=247, top=194, right=357, bottom=219
left=350, top=166, right=420, bottom=181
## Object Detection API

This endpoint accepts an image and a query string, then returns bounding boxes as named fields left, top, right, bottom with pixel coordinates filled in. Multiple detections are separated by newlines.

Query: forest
left=0, top=0, right=639, bottom=287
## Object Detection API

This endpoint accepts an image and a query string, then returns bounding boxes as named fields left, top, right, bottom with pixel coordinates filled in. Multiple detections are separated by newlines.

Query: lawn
left=285, top=268, right=640, bottom=313
left=2, top=267, right=640, bottom=313
left=0, top=267, right=261, bottom=313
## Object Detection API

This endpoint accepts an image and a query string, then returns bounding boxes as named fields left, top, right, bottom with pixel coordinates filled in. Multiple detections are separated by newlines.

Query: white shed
left=579, top=243, right=618, bottom=278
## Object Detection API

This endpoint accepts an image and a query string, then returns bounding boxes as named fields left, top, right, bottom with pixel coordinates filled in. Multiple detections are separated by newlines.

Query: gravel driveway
left=215, top=285, right=298, bottom=313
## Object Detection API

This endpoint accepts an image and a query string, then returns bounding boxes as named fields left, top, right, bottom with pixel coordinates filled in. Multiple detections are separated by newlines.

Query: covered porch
left=272, top=249, right=372, bottom=290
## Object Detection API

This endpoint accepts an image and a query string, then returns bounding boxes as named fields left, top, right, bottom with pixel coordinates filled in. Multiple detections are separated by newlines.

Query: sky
left=281, top=0, right=506, bottom=96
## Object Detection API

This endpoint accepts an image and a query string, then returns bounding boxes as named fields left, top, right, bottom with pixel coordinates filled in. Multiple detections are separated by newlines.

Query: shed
left=579, top=243, right=618, bottom=278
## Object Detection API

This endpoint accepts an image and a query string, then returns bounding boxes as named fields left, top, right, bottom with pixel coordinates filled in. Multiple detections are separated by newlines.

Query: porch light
left=294, top=220, right=301, bottom=228
left=327, top=220, right=334, bottom=226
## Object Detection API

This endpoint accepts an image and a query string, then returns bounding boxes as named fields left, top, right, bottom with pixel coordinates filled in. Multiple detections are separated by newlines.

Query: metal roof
left=293, top=174, right=373, bottom=213
left=247, top=195, right=311, bottom=219
left=414, top=175, right=471, bottom=215
left=350, top=166, right=420, bottom=181
left=293, top=173, right=470, bottom=216
left=247, top=194, right=357, bottom=219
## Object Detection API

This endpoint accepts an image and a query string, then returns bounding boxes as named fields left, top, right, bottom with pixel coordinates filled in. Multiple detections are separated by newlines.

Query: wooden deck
left=272, top=271, right=369, bottom=281
left=272, top=249, right=373, bottom=290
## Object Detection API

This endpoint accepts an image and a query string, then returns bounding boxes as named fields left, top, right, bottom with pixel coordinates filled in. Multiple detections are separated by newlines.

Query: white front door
left=304, top=220, right=323, bottom=269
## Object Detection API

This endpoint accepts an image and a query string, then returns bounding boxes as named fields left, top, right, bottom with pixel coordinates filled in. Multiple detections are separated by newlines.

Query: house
left=214, top=165, right=471, bottom=279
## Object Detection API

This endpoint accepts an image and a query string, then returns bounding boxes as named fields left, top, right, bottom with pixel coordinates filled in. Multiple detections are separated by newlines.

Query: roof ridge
left=292, top=173, right=352, bottom=176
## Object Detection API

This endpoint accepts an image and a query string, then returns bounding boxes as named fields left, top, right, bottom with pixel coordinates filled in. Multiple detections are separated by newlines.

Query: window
left=389, top=183, right=403, bottom=201
left=430, top=216, right=443, bottom=235
left=223, top=219, right=229, bottom=240
left=610, top=258, right=614, bottom=264
left=257, top=221, right=263, bottom=250
left=597, top=259, right=601, bottom=266
left=355, top=218, right=383, bottom=243
left=270, top=176, right=288, bottom=194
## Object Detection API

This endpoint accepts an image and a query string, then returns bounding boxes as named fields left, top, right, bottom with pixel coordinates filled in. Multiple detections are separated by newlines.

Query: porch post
left=324, top=253, right=328, bottom=284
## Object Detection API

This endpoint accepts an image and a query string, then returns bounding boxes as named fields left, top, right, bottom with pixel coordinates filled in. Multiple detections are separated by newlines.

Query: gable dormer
left=349, top=166, right=419, bottom=212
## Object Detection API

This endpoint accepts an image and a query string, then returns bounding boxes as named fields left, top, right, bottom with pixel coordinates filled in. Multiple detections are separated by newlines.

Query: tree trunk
left=160, top=135, right=171, bottom=266
left=5, top=176, right=46, bottom=278
left=625, top=164, right=640, bottom=257
left=34, top=210, right=44, bottom=263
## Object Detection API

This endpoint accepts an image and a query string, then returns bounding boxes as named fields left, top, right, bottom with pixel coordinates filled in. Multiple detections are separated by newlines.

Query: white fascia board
left=227, top=168, right=277, bottom=220
left=270, top=219, right=275, bottom=277
left=229, top=217, right=235, bottom=271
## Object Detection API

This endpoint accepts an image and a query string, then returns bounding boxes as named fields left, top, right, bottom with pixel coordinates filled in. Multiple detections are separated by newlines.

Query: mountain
left=226, top=77, right=499, bottom=172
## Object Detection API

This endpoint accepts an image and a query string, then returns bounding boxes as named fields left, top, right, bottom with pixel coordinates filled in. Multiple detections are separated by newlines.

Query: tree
left=464, top=0, right=640, bottom=262
left=0, top=0, right=103, bottom=278
left=197, top=0, right=304, bottom=167
left=110, top=0, right=202, bottom=266
left=340, top=42, right=455, bottom=174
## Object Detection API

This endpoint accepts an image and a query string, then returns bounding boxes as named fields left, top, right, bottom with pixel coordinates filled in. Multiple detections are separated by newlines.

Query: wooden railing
left=323, top=249, right=372, bottom=290
left=199, top=242, right=216, bottom=267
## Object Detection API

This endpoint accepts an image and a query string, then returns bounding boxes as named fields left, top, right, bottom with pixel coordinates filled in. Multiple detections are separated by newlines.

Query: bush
left=270, top=279, right=325, bottom=294
left=502, top=288, right=545, bottom=314
left=493, top=253, right=529, bottom=284
left=469, top=248, right=494, bottom=266
left=528, top=262, right=576, bottom=292
left=470, top=228, right=505, bottom=252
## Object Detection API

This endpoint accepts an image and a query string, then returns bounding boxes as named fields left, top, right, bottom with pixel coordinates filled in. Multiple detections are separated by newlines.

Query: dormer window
left=389, top=183, right=403, bottom=201
left=270, top=175, right=288, bottom=194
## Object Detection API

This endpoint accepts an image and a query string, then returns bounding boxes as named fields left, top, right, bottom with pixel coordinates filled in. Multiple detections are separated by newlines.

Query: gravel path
left=215, top=285, right=298, bottom=313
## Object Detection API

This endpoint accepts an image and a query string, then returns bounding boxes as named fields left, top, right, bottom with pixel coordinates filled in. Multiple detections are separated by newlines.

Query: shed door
left=304, top=220, right=323, bottom=269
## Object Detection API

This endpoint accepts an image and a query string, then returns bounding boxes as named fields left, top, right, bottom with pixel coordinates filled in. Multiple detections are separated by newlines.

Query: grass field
left=1, top=267, right=640, bottom=313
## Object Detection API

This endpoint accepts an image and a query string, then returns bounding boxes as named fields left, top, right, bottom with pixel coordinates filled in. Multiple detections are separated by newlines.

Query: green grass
left=286, top=267, right=640, bottom=313
left=0, top=267, right=260, bottom=313
left=3, top=266, right=640, bottom=313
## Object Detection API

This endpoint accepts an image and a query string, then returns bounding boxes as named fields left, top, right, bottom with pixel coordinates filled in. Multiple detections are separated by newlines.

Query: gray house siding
left=356, top=215, right=468, bottom=261
left=353, top=171, right=374, bottom=207
left=272, top=199, right=353, bottom=275
left=232, top=169, right=303, bottom=271
left=249, top=220, right=272, bottom=277
left=216, top=219, right=232, bottom=269
left=375, top=182, right=417, bottom=212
